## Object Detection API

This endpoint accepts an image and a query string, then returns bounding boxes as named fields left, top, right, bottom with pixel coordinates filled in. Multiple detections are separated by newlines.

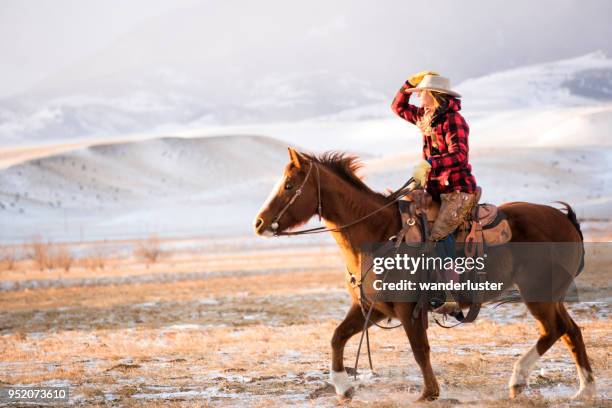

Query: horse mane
left=304, top=152, right=388, bottom=200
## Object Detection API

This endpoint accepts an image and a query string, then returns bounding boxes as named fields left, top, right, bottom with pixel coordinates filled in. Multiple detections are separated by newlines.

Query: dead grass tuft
left=52, top=246, right=73, bottom=271
left=106, top=363, right=141, bottom=372
left=29, top=238, right=73, bottom=271
left=79, top=252, right=106, bottom=270
left=31, top=237, right=50, bottom=270
left=115, top=385, right=139, bottom=398
left=0, top=248, right=16, bottom=271
left=135, top=235, right=163, bottom=264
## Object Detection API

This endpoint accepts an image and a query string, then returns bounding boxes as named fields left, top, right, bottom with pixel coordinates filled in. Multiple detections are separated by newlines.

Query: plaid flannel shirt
left=391, top=85, right=478, bottom=200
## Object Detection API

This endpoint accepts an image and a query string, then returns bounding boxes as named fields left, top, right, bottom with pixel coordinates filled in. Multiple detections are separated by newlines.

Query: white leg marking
left=330, top=368, right=353, bottom=396
left=509, top=345, right=540, bottom=389
left=573, top=366, right=596, bottom=400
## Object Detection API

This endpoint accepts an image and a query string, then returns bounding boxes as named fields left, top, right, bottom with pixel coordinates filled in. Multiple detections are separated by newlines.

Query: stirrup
left=433, top=302, right=465, bottom=322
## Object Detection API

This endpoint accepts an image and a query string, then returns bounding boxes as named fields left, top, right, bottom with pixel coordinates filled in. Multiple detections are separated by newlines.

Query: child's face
left=419, top=91, right=435, bottom=108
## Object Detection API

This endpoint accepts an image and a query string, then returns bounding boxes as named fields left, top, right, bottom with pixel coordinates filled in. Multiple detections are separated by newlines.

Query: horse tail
left=555, top=201, right=585, bottom=275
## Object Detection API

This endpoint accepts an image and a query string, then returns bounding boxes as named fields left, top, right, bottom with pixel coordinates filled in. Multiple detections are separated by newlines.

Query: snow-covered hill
left=0, top=133, right=609, bottom=242
left=0, top=135, right=290, bottom=241
left=365, top=147, right=612, bottom=222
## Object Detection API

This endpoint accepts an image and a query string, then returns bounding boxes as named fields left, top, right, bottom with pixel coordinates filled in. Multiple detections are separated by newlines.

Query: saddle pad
left=482, top=218, right=512, bottom=245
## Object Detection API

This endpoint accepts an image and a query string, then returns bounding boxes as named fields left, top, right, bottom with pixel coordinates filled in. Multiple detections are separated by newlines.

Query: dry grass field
left=0, top=236, right=610, bottom=407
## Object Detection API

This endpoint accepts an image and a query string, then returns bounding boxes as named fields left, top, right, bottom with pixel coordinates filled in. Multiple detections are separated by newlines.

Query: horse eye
left=284, top=182, right=293, bottom=190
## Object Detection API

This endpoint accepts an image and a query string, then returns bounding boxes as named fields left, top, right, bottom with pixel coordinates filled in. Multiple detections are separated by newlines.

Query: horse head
left=253, top=147, right=320, bottom=236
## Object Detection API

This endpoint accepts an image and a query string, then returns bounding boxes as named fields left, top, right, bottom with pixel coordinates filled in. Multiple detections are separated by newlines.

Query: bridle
left=269, top=159, right=416, bottom=236
left=269, top=160, right=321, bottom=234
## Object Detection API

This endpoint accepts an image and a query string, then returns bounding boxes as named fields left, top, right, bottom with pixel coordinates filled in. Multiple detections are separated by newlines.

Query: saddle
left=397, top=187, right=512, bottom=250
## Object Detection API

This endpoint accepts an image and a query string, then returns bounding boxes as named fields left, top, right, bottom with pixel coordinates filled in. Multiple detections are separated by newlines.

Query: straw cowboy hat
left=405, top=74, right=461, bottom=98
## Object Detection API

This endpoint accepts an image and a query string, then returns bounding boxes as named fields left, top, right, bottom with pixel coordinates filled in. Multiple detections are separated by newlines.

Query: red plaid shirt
left=391, top=86, right=477, bottom=200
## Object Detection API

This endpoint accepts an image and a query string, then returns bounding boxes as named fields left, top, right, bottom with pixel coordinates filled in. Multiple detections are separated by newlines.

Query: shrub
left=52, top=246, right=73, bottom=271
left=80, top=253, right=106, bottom=270
left=0, top=248, right=16, bottom=271
left=135, top=235, right=163, bottom=264
left=30, top=238, right=73, bottom=271
left=31, top=237, right=51, bottom=270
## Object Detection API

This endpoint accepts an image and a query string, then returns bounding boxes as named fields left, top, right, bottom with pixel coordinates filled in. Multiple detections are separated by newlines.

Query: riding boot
left=429, top=191, right=477, bottom=241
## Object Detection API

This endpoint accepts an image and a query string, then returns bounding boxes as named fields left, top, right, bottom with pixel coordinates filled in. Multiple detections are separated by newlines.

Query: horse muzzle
left=253, top=216, right=274, bottom=237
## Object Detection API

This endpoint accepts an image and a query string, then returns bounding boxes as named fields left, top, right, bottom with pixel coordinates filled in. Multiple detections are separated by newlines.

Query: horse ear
left=288, top=147, right=303, bottom=169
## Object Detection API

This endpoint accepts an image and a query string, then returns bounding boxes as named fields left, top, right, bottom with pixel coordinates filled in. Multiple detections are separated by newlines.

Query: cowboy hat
left=405, top=75, right=461, bottom=98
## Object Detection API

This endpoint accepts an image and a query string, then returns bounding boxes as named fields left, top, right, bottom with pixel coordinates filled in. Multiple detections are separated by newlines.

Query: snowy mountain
left=1, top=52, right=611, bottom=152
left=456, top=51, right=612, bottom=110
left=261, top=52, right=612, bottom=153
left=0, top=70, right=385, bottom=145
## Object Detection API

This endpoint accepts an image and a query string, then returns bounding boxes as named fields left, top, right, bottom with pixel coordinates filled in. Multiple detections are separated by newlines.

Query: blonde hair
left=426, top=90, right=448, bottom=110
left=416, top=91, right=449, bottom=149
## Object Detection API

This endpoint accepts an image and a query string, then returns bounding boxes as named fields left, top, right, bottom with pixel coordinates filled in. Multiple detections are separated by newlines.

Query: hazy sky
left=1, top=0, right=611, bottom=98
left=0, top=0, right=193, bottom=97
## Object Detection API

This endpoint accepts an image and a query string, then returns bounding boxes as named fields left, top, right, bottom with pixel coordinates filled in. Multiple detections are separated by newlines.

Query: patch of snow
left=281, top=350, right=302, bottom=361
left=536, top=383, right=577, bottom=399
left=40, top=379, right=71, bottom=387
left=163, top=324, right=204, bottom=331
left=198, top=298, right=220, bottom=305
left=134, top=302, right=158, bottom=308
left=132, top=387, right=241, bottom=400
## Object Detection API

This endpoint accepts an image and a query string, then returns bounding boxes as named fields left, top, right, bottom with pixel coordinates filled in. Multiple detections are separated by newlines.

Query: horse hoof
left=572, top=383, right=596, bottom=400
left=509, top=383, right=525, bottom=399
left=330, top=369, right=354, bottom=400
left=337, top=386, right=355, bottom=400
left=417, top=392, right=439, bottom=402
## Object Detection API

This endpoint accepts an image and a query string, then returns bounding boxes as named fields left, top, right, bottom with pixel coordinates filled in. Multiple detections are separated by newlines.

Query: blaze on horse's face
left=253, top=148, right=318, bottom=237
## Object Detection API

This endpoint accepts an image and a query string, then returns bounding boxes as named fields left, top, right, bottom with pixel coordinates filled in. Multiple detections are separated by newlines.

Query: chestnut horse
left=253, top=148, right=595, bottom=401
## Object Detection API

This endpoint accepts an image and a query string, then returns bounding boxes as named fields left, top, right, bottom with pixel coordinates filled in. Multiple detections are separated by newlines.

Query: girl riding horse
left=391, top=71, right=477, bottom=242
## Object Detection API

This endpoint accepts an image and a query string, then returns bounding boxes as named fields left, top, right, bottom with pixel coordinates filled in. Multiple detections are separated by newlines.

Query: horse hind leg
left=330, top=302, right=385, bottom=398
left=509, top=302, right=564, bottom=398
left=557, top=303, right=596, bottom=399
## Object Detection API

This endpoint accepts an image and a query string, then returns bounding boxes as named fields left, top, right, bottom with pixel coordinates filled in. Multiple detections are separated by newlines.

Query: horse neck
left=317, top=166, right=401, bottom=273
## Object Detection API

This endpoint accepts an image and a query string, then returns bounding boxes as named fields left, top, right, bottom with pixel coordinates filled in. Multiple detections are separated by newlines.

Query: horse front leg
left=394, top=302, right=440, bottom=401
left=330, top=302, right=385, bottom=398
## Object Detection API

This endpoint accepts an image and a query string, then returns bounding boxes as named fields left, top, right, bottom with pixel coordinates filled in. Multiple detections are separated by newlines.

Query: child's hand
left=412, top=159, right=432, bottom=187
left=407, top=70, right=439, bottom=87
